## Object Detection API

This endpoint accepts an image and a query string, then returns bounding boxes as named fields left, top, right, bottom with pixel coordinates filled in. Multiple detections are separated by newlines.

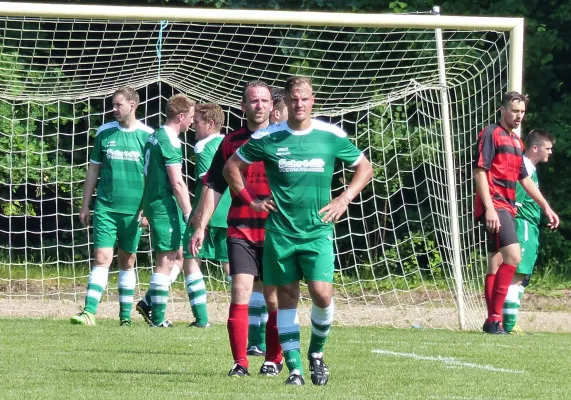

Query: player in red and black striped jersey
left=189, top=81, right=283, bottom=378
left=474, top=91, right=559, bottom=334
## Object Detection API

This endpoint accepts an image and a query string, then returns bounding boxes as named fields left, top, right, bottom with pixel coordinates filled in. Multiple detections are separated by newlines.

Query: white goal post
left=0, top=2, right=523, bottom=330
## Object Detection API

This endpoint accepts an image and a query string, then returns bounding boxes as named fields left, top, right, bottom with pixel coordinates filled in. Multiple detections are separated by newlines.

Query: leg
left=262, top=283, right=283, bottom=371
left=117, top=248, right=137, bottom=325
left=183, top=256, right=209, bottom=327
left=503, top=273, right=526, bottom=333
left=485, top=251, right=502, bottom=315
left=247, top=279, right=267, bottom=355
left=148, top=250, right=177, bottom=326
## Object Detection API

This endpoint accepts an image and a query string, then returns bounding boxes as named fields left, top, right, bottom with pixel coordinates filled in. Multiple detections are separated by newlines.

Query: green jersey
left=516, top=156, right=541, bottom=226
left=142, top=126, right=183, bottom=219
left=192, top=134, right=231, bottom=228
left=236, top=119, right=363, bottom=238
left=90, top=120, right=154, bottom=215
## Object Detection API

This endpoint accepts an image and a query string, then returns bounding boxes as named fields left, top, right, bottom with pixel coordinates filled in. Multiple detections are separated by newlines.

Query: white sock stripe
left=118, top=269, right=136, bottom=289
left=86, top=289, right=103, bottom=300
left=119, top=295, right=134, bottom=303
left=88, top=266, right=109, bottom=286
left=249, top=291, right=265, bottom=308
left=502, top=308, right=519, bottom=315
left=277, top=308, right=300, bottom=335
left=249, top=316, right=261, bottom=325
left=281, top=341, right=301, bottom=352
left=311, top=326, right=331, bottom=337
left=169, top=264, right=181, bottom=283
left=260, top=313, right=269, bottom=323
left=505, top=284, right=521, bottom=302
left=311, top=301, right=335, bottom=325
left=190, top=294, right=207, bottom=305
left=186, top=272, right=204, bottom=283
left=150, top=273, right=170, bottom=286
left=187, top=281, right=206, bottom=293
left=151, top=295, right=169, bottom=304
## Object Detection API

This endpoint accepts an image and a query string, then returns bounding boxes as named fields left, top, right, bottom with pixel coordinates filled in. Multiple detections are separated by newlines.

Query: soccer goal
left=0, top=2, right=523, bottom=330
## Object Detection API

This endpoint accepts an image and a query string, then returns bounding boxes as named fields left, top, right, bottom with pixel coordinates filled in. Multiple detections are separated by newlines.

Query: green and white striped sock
left=186, top=272, right=208, bottom=325
left=84, top=266, right=108, bottom=315
left=118, top=269, right=136, bottom=321
left=149, top=272, right=170, bottom=326
left=277, top=308, right=303, bottom=375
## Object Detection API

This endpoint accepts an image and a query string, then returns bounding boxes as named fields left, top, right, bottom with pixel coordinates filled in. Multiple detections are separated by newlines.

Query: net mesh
left=0, top=15, right=510, bottom=329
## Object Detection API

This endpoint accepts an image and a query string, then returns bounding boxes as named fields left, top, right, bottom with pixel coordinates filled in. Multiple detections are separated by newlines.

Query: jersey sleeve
left=163, top=139, right=182, bottom=166
left=474, top=126, right=495, bottom=170
left=205, top=142, right=228, bottom=194
left=236, top=138, right=265, bottom=164
left=518, top=159, right=528, bottom=180
left=335, top=135, right=363, bottom=166
left=89, top=129, right=103, bottom=164
left=194, top=146, right=214, bottom=180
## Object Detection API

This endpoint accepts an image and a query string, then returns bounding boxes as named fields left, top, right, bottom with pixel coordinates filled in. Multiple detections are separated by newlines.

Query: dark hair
left=242, top=80, right=271, bottom=102
left=526, top=128, right=556, bottom=148
left=502, top=91, right=529, bottom=108
left=284, top=76, right=313, bottom=95
left=271, top=87, right=286, bottom=110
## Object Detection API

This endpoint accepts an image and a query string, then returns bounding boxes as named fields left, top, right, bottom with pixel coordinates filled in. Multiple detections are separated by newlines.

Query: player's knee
left=94, top=248, right=113, bottom=267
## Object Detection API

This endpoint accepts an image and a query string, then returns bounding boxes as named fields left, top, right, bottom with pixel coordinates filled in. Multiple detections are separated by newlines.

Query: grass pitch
left=1, top=318, right=570, bottom=400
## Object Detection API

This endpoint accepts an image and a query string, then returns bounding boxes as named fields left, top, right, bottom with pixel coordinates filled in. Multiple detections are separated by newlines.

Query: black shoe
left=136, top=300, right=151, bottom=324
left=284, top=371, right=305, bottom=385
left=259, top=361, right=283, bottom=377
left=187, top=321, right=211, bottom=328
left=119, top=319, right=132, bottom=327
left=482, top=320, right=507, bottom=334
left=308, top=352, right=330, bottom=386
left=247, top=345, right=266, bottom=357
left=149, top=320, right=173, bottom=328
left=228, top=363, right=250, bottom=377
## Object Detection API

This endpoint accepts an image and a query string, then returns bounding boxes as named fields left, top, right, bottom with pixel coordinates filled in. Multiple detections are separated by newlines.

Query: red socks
left=227, top=303, right=249, bottom=368
left=487, top=263, right=516, bottom=322
left=484, top=273, right=496, bottom=314
left=265, top=310, right=283, bottom=364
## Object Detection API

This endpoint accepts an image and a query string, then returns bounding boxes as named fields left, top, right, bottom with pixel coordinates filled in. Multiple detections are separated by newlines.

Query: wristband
left=237, top=187, right=256, bottom=205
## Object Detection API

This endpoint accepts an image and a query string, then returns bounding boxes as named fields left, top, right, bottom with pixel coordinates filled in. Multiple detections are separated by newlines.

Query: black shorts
left=484, top=208, right=519, bottom=252
left=227, top=237, right=263, bottom=281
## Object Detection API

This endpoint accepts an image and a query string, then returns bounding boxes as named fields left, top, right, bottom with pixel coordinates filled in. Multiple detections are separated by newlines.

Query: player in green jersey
left=503, top=129, right=556, bottom=334
left=224, top=76, right=373, bottom=386
left=71, top=87, right=153, bottom=327
left=141, top=94, right=194, bottom=327
left=179, top=103, right=231, bottom=327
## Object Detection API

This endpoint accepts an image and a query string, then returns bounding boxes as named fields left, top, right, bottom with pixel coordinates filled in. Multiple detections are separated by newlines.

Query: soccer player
left=223, top=76, right=373, bottom=386
left=181, top=103, right=232, bottom=327
left=502, top=129, right=556, bottom=334
left=246, top=87, right=288, bottom=357
left=189, top=80, right=283, bottom=377
left=141, top=93, right=194, bottom=327
left=474, top=92, right=559, bottom=334
left=71, top=87, right=153, bottom=327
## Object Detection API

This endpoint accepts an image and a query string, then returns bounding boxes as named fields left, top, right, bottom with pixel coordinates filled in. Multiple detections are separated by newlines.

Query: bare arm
left=79, top=162, right=101, bottom=226
left=222, top=153, right=276, bottom=213
left=319, top=156, right=373, bottom=223
left=192, top=186, right=222, bottom=232
left=167, top=165, right=192, bottom=220
left=519, top=176, right=559, bottom=228
left=474, top=167, right=501, bottom=233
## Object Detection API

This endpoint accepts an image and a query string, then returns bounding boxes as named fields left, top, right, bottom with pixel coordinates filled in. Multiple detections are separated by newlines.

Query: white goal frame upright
left=0, top=2, right=524, bottom=330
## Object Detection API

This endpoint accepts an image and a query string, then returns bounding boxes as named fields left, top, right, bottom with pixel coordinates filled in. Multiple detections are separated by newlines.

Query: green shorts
left=263, top=230, right=335, bottom=286
left=149, top=215, right=184, bottom=253
left=92, top=211, right=142, bottom=253
left=516, top=219, right=539, bottom=275
left=183, top=225, right=229, bottom=262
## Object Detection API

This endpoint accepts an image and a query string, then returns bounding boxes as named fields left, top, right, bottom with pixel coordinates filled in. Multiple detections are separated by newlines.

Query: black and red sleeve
left=474, top=125, right=496, bottom=170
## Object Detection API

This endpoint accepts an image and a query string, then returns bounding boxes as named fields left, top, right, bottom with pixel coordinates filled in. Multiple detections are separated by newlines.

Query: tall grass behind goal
left=0, top=3, right=523, bottom=329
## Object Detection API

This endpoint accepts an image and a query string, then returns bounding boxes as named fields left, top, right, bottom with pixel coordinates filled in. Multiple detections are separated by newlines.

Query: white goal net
left=0, top=4, right=523, bottom=329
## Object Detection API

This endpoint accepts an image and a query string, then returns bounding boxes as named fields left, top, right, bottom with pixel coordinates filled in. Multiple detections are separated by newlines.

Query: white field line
left=372, top=349, right=524, bottom=374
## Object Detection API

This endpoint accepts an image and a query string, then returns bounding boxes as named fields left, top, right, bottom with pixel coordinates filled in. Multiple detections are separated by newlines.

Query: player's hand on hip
left=79, top=205, right=90, bottom=226
left=545, top=207, right=560, bottom=229
left=190, top=229, right=205, bottom=256
left=250, top=197, right=277, bottom=213
left=319, top=193, right=350, bottom=224
left=485, top=207, right=500, bottom=233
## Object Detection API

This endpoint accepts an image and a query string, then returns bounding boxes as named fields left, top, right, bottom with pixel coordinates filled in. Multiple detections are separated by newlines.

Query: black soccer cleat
left=482, top=320, right=507, bottom=334
left=308, top=352, right=330, bottom=386
left=228, top=363, right=250, bottom=377
left=247, top=345, right=266, bottom=357
left=284, top=370, right=305, bottom=386
left=187, top=321, right=211, bottom=328
left=136, top=299, right=152, bottom=324
left=259, top=361, right=283, bottom=377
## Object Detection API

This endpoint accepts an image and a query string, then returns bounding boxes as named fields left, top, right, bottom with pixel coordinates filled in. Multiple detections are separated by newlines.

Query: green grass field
left=1, top=319, right=570, bottom=399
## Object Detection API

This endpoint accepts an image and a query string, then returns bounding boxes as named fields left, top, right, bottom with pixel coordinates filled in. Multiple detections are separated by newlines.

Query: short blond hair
left=284, top=76, right=313, bottom=96
left=113, top=86, right=140, bottom=106
left=166, top=94, right=196, bottom=120
left=195, top=103, right=225, bottom=130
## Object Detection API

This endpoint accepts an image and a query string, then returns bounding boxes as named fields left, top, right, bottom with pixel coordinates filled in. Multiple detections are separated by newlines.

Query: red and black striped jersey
left=204, top=126, right=270, bottom=244
left=474, top=123, right=527, bottom=219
